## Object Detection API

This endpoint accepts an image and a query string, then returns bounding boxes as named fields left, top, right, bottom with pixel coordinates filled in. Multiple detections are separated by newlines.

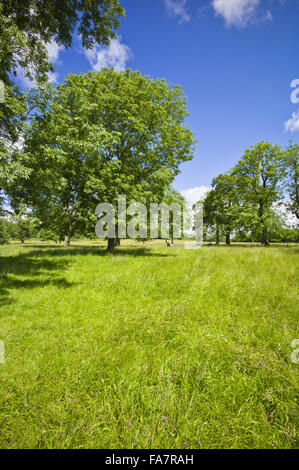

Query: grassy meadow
left=0, top=240, right=298, bottom=449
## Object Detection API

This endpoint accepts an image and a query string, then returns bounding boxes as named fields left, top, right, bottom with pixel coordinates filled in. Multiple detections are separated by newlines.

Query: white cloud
left=212, top=0, right=270, bottom=28
left=284, top=109, right=299, bottom=133
left=84, top=37, right=132, bottom=72
left=181, top=186, right=211, bottom=204
left=47, top=71, right=59, bottom=83
left=16, top=40, right=63, bottom=88
left=44, top=40, right=63, bottom=83
left=16, top=67, right=35, bottom=89
left=273, top=201, right=298, bottom=228
left=45, top=40, right=63, bottom=64
left=164, top=0, right=190, bottom=23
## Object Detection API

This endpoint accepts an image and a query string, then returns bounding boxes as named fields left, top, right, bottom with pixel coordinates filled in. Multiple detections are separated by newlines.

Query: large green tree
left=282, top=141, right=299, bottom=220
left=10, top=69, right=196, bottom=250
left=232, top=141, right=283, bottom=245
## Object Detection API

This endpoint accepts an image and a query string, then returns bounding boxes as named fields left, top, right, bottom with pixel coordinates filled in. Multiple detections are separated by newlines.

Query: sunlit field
left=0, top=241, right=298, bottom=449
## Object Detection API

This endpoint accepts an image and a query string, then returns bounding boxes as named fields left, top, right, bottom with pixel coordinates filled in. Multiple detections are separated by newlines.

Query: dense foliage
left=6, top=69, right=195, bottom=249
left=0, top=0, right=125, bottom=212
left=203, top=141, right=298, bottom=245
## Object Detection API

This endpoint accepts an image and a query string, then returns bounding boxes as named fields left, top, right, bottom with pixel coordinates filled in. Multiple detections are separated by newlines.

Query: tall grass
left=0, top=242, right=298, bottom=448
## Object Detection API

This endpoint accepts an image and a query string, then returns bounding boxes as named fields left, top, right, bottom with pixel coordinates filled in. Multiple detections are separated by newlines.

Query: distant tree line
left=203, top=141, right=298, bottom=245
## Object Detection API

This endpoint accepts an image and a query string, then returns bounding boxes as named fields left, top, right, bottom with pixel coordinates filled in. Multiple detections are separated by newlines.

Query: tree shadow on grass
left=20, top=245, right=175, bottom=258
left=0, top=250, right=75, bottom=307
left=0, top=244, right=175, bottom=307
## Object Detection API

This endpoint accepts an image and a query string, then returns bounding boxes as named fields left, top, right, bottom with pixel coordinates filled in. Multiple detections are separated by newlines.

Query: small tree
left=38, top=228, right=60, bottom=244
left=203, top=174, right=240, bottom=245
left=9, top=207, right=35, bottom=243
left=0, top=218, right=9, bottom=244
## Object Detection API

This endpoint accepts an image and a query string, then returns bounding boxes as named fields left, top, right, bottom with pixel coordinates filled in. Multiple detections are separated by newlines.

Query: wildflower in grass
left=197, top=439, right=202, bottom=446
left=162, top=415, right=169, bottom=421
left=99, top=414, right=104, bottom=419
left=127, top=420, right=132, bottom=427
left=60, top=433, right=64, bottom=438
left=184, top=442, right=189, bottom=448
left=292, top=413, right=297, bottom=417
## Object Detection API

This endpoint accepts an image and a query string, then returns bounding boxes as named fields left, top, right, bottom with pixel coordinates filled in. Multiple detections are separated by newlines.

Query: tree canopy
left=0, top=0, right=125, bottom=213
left=0, top=0, right=125, bottom=85
left=232, top=142, right=283, bottom=245
left=282, top=141, right=299, bottom=219
left=203, top=173, right=240, bottom=245
left=8, top=69, right=196, bottom=249
left=202, top=141, right=298, bottom=246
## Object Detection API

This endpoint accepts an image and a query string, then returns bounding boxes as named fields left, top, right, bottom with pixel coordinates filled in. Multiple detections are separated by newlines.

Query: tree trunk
left=258, top=200, right=270, bottom=245
left=115, top=237, right=121, bottom=247
left=64, top=235, right=70, bottom=247
left=216, top=226, right=219, bottom=246
left=225, top=230, right=231, bottom=246
left=262, top=231, right=270, bottom=246
left=107, top=237, right=116, bottom=253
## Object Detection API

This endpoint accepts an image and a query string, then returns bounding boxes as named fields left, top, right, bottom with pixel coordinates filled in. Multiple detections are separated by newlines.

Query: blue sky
left=18, top=0, right=299, bottom=202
